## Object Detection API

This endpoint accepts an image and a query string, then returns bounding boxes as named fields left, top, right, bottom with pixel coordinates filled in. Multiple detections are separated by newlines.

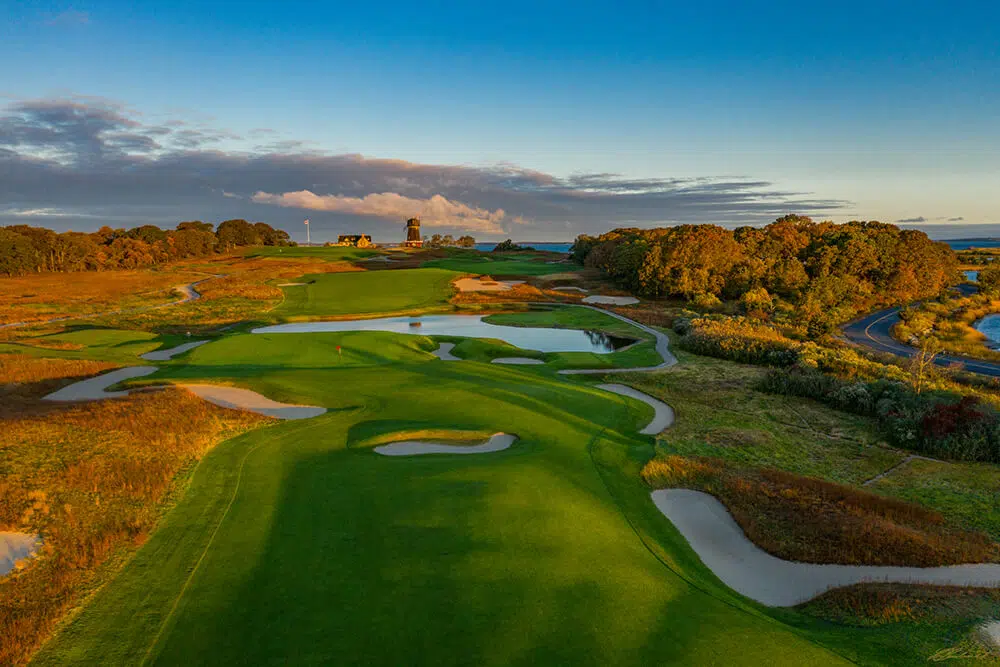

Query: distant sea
left=943, top=238, right=1000, bottom=250
left=474, top=242, right=573, bottom=253
left=468, top=239, right=996, bottom=254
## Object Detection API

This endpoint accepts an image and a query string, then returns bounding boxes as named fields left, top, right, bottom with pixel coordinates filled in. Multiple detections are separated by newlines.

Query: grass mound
left=642, top=455, right=1000, bottom=567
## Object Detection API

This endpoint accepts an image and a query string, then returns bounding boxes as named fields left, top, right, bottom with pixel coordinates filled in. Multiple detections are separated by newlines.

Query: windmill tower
left=404, top=217, right=422, bottom=247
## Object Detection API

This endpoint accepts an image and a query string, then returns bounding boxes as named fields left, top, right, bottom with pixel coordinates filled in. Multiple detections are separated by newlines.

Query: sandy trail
left=432, top=342, right=460, bottom=360
left=43, top=366, right=160, bottom=401
left=1, top=532, right=41, bottom=577
left=552, top=286, right=589, bottom=293
left=598, top=383, right=674, bottom=434
left=140, top=340, right=208, bottom=361
left=182, top=385, right=326, bottom=420
left=375, top=433, right=516, bottom=456
left=582, top=295, right=639, bottom=305
left=652, top=489, right=1000, bottom=607
left=454, top=277, right=525, bottom=292
left=491, top=357, right=544, bottom=365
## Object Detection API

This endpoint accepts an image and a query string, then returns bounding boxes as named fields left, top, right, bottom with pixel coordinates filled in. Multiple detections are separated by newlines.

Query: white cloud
left=251, top=190, right=513, bottom=233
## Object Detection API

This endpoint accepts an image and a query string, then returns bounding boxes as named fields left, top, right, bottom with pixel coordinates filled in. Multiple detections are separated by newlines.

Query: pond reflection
left=253, top=315, right=636, bottom=354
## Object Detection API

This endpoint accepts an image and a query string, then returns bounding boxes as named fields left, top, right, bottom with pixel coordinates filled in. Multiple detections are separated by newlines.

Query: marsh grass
left=642, top=455, right=1000, bottom=567
left=0, top=385, right=270, bottom=665
left=802, top=583, right=1000, bottom=628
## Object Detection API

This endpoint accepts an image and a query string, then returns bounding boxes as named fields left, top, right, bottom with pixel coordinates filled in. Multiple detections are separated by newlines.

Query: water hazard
left=253, top=315, right=634, bottom=353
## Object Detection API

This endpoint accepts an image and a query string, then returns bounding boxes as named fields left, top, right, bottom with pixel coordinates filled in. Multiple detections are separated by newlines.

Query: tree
left=441, top=234, right=454, bottom=247
left=0, top=228, right=35, bottom=276
left=216, top=219, right=260, bottom=250
left=427, top=234, right=443, bottom=248
left=456, top=235, right=476, bottom=248
left=909, top=336, right=942, bottom=395
left=177, top=220, right=214, bottom=233
left=979, top=263, right=1000, bottom=295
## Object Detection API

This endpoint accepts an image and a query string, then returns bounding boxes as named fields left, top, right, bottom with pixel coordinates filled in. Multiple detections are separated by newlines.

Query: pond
left=976, top=315, right=1000, bottom=347
left=965, top=270, right=979, bottom=282
left=252, top=315, right=635, bottom=353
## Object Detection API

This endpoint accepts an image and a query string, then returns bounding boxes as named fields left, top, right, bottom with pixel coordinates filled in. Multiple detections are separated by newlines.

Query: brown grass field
left=0, top=356, right=271, bottom=665
left=641, top=455, right=1000, bottom=567
left=0, top=269, right=205, bottom=326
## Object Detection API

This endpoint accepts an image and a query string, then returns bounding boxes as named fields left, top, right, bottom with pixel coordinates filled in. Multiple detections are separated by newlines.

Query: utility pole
left=304, top=219, right=310, bottom=246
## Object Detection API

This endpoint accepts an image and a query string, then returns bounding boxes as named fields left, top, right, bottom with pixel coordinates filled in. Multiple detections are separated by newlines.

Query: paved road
left=841, top=284, right=1000, bottom=378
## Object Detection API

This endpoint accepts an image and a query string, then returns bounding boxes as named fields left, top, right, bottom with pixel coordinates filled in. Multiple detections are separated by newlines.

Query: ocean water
left=474, top=242, right=573, bottom=253
left=945, top=239, right=1000, bottom=250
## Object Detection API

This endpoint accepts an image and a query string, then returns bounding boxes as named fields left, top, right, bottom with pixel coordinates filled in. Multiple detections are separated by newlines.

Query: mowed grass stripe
left=274, top=268, right=461, bottom=318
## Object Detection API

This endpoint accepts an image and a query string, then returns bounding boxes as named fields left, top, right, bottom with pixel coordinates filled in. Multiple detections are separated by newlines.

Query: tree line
left=572, top=215, right=958, bottom=334
left=0, top=220, right=293, bottom=276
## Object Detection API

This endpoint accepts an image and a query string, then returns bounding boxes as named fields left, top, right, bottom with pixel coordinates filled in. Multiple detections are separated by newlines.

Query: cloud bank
left=0, top=96, right=850, bottom=240
left=251, top=191, right=511, bottom=233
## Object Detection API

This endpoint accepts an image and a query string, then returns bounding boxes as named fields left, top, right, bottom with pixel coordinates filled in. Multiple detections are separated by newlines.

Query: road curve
left=841, top=284, right=1000, bottom=378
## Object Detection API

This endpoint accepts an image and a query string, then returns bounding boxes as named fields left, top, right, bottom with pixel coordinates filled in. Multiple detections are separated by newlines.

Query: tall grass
left=0, top=383, right=271, bottom=665
left=642, top=455, right=1000, bottom=567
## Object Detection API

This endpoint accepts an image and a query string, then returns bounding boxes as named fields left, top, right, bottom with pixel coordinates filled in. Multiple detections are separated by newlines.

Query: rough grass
left=641, top=455, right=1000, bottom=567
left=802, top=583, right=1000, bottom=628
left=483, top=305, right=652, bottom=340
left=422, top=254, right=573, bottom=276
left=0, top=354, right=121, bottom=411
left=0, top=386, right=270, bottom=666
left=0, top=268, right=203, bottom=326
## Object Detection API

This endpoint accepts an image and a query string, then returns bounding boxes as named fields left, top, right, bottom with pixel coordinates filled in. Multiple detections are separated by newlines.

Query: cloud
left=948, top=216, right=965, bottom=222
left=45, top=11, right=90, bottom=26
left=252, top=191, right=510, bottom=233
left=896, top=216, right=927, bottom=223
left=0, top=95, right=851, bottom=238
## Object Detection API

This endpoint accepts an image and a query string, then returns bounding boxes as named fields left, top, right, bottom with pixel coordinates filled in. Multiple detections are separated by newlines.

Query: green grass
left=31, top=328, right=970, bottom=666
left=484, top=306, right=651, bottom=340
left=422, top=255, right=574, bottom=276
left=869, top=458, right=1000, bottom=542
left=273, top=268, right=461, bottom=319
left=245, top=246, right=380, bottom=261
left=0, top=327, right=190, bottom=363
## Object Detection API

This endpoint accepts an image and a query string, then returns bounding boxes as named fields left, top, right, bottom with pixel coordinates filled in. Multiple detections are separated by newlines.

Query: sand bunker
left=491, top=357, right=544, bottom=365
left=582, top=295, right=639, bottom=305
left=1, top=532, right=41, bottom=577
left=277, top=282, right=308, bottom=286
left=598, top=384, right=674, bottom=434
left=982, top=621, right=1000, bottom=652
left=432, top=342, right=460, bottom=360
left=43, top=366, right=159, bottom=401
left=454, top=277, right=526, bottom=292
left=140, top=340, right=208, bottom=361
left=652, top=489, right=1000, bottom=607
left=182, top=385, right=326, bottom=420
left=374, top=433, right=516, bottom=456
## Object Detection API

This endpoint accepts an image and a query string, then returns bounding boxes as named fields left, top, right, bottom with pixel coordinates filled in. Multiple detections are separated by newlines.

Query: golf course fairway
left=26, top=283, right=956, bottom=665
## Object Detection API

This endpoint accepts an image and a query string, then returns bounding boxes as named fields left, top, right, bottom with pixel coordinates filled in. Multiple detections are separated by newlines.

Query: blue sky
left=1, top=1, right=998, bottom=241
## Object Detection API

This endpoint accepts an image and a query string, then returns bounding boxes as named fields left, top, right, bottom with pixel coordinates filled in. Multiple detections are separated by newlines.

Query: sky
left=1, top=1, right=998, bottom=243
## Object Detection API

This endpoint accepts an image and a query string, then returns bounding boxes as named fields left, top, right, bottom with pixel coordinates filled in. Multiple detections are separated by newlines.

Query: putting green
left=422, top=255, right=572, bottom=276
left=32, top=326, right=945, bottom=666
left=273, top=268, right=461, bottom=318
